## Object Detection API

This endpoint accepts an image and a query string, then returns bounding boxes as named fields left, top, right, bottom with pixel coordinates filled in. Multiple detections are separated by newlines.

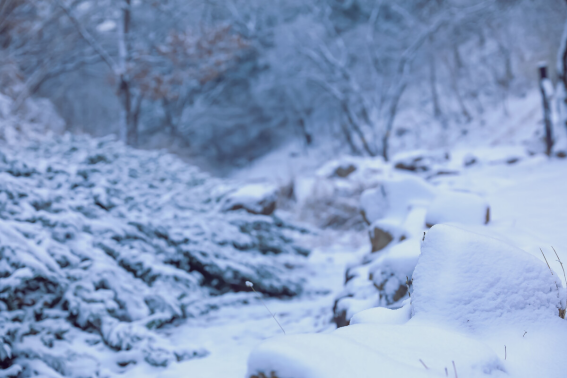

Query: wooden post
left=538, top=62, right=554, bottom=156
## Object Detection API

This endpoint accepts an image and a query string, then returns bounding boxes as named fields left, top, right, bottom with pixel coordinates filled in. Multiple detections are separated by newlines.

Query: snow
left=0, top=117, right=314, bottom=376
left=4, top=89, right=567, bottom=378
left=425, top=191, right=489, bottom=227
left=247, top=224, right=567, bottom=378
left=349, top=299, right=411, bottom=325
left=222, top=183, right=278, bottom=215
left=359, top=176, right=436, bottom=224
left=413, top=224, right=565, bottom=328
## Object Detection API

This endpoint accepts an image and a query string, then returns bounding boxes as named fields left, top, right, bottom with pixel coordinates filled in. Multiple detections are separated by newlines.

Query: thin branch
left=56, top=0, right=117, bottom=73
left=552, top=246, right=567, bottom=285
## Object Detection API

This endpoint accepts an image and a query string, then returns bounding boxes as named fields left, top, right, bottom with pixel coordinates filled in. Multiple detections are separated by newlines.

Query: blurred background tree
left=1, top=0, right=565, bottom=172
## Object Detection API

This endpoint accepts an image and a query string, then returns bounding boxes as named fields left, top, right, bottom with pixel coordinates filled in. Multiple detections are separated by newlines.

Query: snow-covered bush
left=247, top=225, right=567, bottom=378
left=0, top=122, right=310, bottom=376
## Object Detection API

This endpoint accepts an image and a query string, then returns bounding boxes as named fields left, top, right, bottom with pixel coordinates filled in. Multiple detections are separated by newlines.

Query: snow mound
left=0, top=134, right=310, bottom=376
left=359, top=176, right=435, bottom=224
left=349, top=299, right=412, bottom=325
left=425, top=191, right=490, bottom=227
left=413, top=224, right=565, bottom=328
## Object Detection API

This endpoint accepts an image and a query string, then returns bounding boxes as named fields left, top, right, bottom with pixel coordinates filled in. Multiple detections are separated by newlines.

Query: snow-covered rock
left=359, top=176, right=435, bottom=224
left=315, top=156, right=385, bottom=180
left=392, top=149, right=450, bottom=172
left=425, top=190, right=490, bottom=227
left=413, top=224, right=565, bottom=327
left=368, top=219, right=407, bottom=253
left=222, top=183, right=278, bottom=215
left=368, top=239, right=420, bottom=305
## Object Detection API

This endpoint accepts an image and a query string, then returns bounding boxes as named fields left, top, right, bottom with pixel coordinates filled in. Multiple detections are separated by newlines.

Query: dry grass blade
left=551, top=246, right=566, bottom=285
left=246, top=281, right=286, bottom=335
left=452, top=361, right=458, bottom=378
left=540, top=248, right=553, bottom=275
left=551, top=247, right=567, bottom=319
left=419, top=359, right=428, bottom=369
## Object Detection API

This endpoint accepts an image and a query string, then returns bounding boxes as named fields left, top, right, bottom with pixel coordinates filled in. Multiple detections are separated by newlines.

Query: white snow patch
left=425, top=191, right=489, bottom=226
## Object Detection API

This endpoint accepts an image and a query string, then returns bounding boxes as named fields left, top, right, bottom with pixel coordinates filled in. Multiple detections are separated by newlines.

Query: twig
left=452, top=361, right=458, bottom=378
left=504, top=345, right=506, bottom=360
left=246, top=281, right=286, bottom=335
left=419, top=359, right=428, bottom=369
left=552, top=246, right=566, bottom=285
left=445, top=367, right=448, bottom=376
left=541, top=248, right=553, bottom=275
left=523, top=331, right=527, bottom=337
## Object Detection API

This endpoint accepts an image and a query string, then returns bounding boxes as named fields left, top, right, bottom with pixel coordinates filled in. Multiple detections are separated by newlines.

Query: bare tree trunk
left=381, top=81, right=407, bottom=161
left=429, top=54, right=442, bottom=119
left=341, top=101, right=376, bottom=156
left=131, top=93, right=143, bottom=143
left=118, top=0, right=136, bottom=146
left=538, top=63, right=554, bottom=156
left=557, top=16, right=567, bottom=132
left=444, top=56, right=471, bottom=122
left=339, top=121, right=361, bottom=155
left=297, top=118, right=312, bottom=145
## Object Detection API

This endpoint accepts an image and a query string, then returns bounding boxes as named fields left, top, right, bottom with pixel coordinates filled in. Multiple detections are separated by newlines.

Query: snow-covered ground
left=124, top=231, right=369, bottom=378
left=161, top=150, right=567, bottom=378
left=245, top=154, right=567, bottom=378
left=3, top=91, right=567, bottom=378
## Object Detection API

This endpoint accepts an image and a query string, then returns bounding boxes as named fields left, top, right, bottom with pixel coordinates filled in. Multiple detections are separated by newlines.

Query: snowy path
left=122, top=232, right=368, bottom=378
